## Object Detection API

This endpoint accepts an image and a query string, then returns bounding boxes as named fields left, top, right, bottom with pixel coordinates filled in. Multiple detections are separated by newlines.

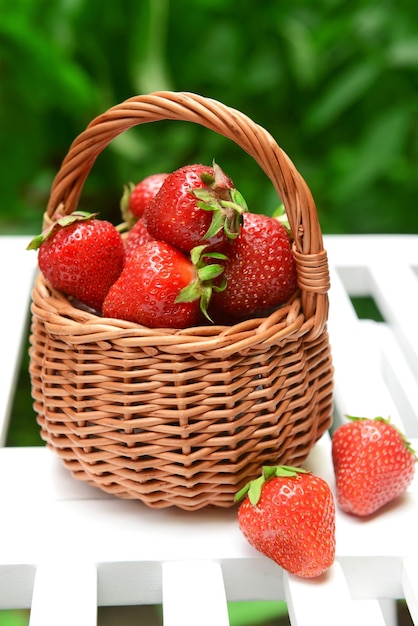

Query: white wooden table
left=1, top=234, right=417, bottom=626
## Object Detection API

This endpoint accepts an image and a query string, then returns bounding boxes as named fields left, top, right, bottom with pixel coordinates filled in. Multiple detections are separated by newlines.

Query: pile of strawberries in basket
left=28, top=162, right=298, bottom=328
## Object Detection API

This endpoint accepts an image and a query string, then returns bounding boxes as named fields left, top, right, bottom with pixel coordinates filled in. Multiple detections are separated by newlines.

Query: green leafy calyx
left=272, top=203, right=292, bottom=236
left=234, top=465, right=309, bottom=506
left=27, top=210, right=97, bottom=250
left=191, top=161, right=247, bottom=242
left=119, top=182, right=137, bottom=229
left=175, top=245, right=227, bottom=322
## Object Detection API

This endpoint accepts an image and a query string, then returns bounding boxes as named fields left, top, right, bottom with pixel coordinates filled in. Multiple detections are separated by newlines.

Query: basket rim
left=31, top=272, right=312, bottom=357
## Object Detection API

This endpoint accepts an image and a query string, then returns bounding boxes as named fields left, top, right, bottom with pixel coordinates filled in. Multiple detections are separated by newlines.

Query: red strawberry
left=332, top=415, right=417, bottom=516
left=235, top=466, right=336, bottom=578
left=211, top=212, right=298, bottom=318
left=124, top=218, right=156, bottom=263
left=121, top=172, right=168, bottom=222
left=102, top=241, right=224, bottom=329
left=144, top=162, right=246, bottom=253
left=27, top=211, right=124, bottom=312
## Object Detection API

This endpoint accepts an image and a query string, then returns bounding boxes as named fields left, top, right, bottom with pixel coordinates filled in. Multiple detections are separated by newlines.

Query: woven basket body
left=29, top=91, right=333, bottom=510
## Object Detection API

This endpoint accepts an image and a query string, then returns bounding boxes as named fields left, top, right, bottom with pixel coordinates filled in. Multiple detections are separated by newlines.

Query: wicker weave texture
left=29, top=92, right=333, bottom=510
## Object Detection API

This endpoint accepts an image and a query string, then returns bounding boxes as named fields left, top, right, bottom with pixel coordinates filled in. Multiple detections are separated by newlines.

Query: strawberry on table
left=144, top=162, right=247, bottom=253
left=235, top=466, right=336, bottom=578
left=27, top=211, right=125, bottom=313
left=332, top=415, right=417, bottom=517
left=211, top=212, right=298, bottom=318
left=103, top=241, right=225, bottom=329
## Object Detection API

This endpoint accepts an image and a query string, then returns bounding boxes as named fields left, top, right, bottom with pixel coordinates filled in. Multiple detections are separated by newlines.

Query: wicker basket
left=29, top=91, right=333, bottom=510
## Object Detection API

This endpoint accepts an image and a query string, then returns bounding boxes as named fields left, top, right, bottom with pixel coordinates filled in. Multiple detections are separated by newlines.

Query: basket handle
left=45, top=91, right=330, bottom=327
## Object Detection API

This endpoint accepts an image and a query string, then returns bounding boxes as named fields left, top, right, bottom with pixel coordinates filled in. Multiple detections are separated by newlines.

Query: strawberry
left=102, top=241, right=225, bottom=329
left=235, top=466, right=336, bottom=578
left=27, top=211, right=124, bottom=312
left=124, top=218, right=156, bottom=264
left=211, top=212, right=298, bottom=318
left=332, top=415, right=417, bottom=516
left=121, top=172, right=168, bottom=223
left=144, top=162, right=247, bottom=253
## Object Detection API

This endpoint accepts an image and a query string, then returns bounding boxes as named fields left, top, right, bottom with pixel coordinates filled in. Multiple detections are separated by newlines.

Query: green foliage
left=0, top=610, right=30, bottom=626
left=1, top=0, right=417, bottom=235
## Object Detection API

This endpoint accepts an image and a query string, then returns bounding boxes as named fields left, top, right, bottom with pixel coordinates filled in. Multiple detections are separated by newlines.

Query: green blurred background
left=1, top=0, right=418, bottom=236
left=1, top=1, right=417, bottom=624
